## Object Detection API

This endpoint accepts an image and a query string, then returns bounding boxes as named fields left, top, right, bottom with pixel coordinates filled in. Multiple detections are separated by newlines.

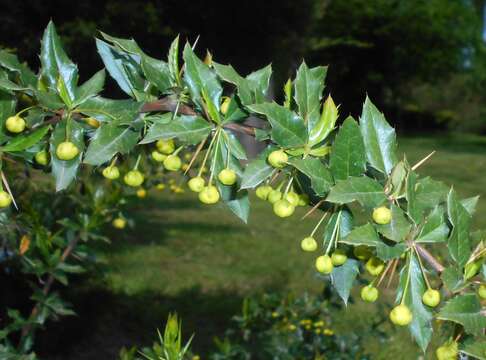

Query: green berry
left=273, top=199, right=295, bottom=218
left=267, top=150, right=288, bottom=168
left=315, top=255, right=333, bottom=274
left=218, top=168, right=237, bottom=185
left=361, top=285, right=379, bottom=302
left=163, top=155, right=182, bottom=171
left=56, top=141, right=80, bottom=161
left=331, top=249, right=347, bottom=266
left=301, top=237, right=318, bottom=252
left=188, top=177, right=205, bottom=193
left=124, top=170, right=144, bottom=187
left=389, top=304, right=412, bottom=326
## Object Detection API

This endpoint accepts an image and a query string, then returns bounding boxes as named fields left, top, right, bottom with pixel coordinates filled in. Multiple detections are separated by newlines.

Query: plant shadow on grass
left=34, top=193, right=271, bottom=359
left=35, top=281, right=287, bottom=360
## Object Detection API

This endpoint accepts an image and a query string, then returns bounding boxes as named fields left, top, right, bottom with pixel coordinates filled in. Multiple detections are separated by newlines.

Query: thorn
left=1, top=171, right=18, bottom=210
left=411, top=151, right=436, bottom=171
left=301, top=199, right=325, bottom=220
left=184, top=135, right=208, bottom=176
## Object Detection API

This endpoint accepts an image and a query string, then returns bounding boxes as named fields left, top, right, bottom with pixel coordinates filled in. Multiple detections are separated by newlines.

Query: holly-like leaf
left=249, top=102, right=307, bottom=148
left=359, top=97, right=398, bottom=174
left=223, top=130, right=247, bottom=160
left=416, top=207, right=450, bottom=243
left=331, top=259, right=360, bottom=305
left=96, top=39, right=144, bottom=99
left=141, top=115, right=211, bottom=145
left=329, top=116, right=366, bottom=181
left=415, top=177, right=449, bottom=214
left=79, top=97, right=142, bottom=125
left=183, top=43, right=222, bottom=116
left=246, top=65, right=272, bottom=104
left=461, top=196, right=480, bottom=216
left=0, top=49, right=37, bottom=87
left=441, top=266, right=466, bottom=293
left=50, top=120, right=84, bottom=191
left=447, top=189, right=471, bottom=267
left=84, top=124, right=139, bottom=165
left=213, top=63, right=253, bottom=105
left=240, top=159, right=273, bottom=189
left=214, top=63, right=272, bottom=107
left=376, top=242, right=407, bottom=260
left=309, top=95, right=337, bottom=147
left=288, top=157, right=333, bottom=196
left=461, top=339, right=486, bottom=360
left=40, top=21, right=79, bottom=103
left=2, top=126, right=50, bottom=152
left=141, top=55, right=172, bottom=94
left=437, top=294, right=486, bottom=335
left=73, top=69, right=106, bottom=107
left=293, top=61, right=326, bottom=131
left=341, top=223, right=381, bottom=247
left=399, top=254, right=433, bottom=352
left=375, top=204, right=411, bottom=242
left=326, top=176, right=386, bottom=208
left=0, top=91, right=16, bottom=142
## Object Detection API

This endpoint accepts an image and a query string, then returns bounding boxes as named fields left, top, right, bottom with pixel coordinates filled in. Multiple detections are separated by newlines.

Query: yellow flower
left=287, top=324, right=297, bottom=331
left=271, top=312, right=279, bottom=318
left=313, top=320, right=325, bottom=327
left=192, top=356, right=200, bottom=360
left=323, top=328, right=334, bottom=336
left=314, top=329, right=322, bottom=334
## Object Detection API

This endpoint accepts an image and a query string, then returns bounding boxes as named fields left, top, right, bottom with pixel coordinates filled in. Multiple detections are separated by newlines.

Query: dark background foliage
left=1, top=0, right=485, bottom=132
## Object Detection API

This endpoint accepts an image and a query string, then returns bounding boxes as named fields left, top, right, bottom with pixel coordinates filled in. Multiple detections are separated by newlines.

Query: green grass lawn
left=43, top=134, right=486, bottom=360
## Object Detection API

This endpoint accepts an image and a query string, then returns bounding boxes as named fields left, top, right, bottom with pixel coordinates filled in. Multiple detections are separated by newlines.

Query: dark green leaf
left=288, top=157, right=333, bottom=196
left=40, top=21, right=79, bottom=102
left=141, top=115, right=211, bottom=145
left=294, top=61, right=326, bottom=130
left=376, top=242, right=407, bottom=260
left=437, top=294, right=486, bottom=335
left=447, top=188, right=471, bottom=267
left=84, top=124, right=139, bottom=165
left=441, top=266, right=466, bottom=293
left=375, top=204, right=411, bottom=242
left=400, top=254, right=433, bottom=352
left=183, top=43, right=222, bottom=115
left=141, top=55, right=172, bottom=93
left=73, top=69, right=105, bottom=107
left=326, top=176, right=386, bottom=208
left=330, top=259, right=360, bottom=305
left=359, top=96, right=398, bottom=174
left=79, top=96, right=142, bottom=125
left=50, top=120, right=84, bottom=191
left=416, top=207, right=450, bottom=243
left=461, top=339, right=486, bottom=360
left=249, top=102, right=307, bottom=148
left=96, top=39, right=144, bottom=98
left=341, top=223, right=381, bottom=247
left=329, top=116, right=366, bottom=180
left=223, top=130, right=247, bottom=160
left=2, top=126, right=50, bottom=152
left=240, top=159, right=273, bottom=189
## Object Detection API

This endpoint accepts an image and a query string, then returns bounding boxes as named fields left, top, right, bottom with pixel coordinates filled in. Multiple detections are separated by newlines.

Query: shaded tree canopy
left=0, top=0, right=484, bottom=130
